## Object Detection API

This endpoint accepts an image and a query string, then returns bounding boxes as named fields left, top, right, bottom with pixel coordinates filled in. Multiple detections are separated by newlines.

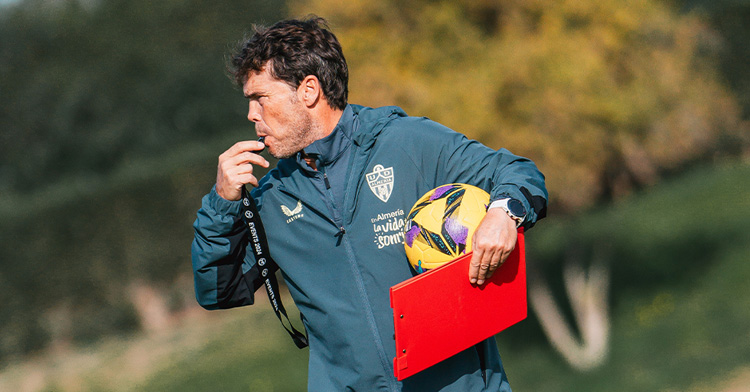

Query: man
left=192, top=17, right=547, bottom=391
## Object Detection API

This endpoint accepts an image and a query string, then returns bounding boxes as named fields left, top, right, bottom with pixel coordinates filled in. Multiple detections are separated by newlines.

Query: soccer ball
left=403, top=183, right=490, bottom=273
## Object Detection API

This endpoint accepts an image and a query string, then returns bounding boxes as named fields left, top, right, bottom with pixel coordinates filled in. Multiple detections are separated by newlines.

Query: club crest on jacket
left=366, top=164, right=394, bottom=203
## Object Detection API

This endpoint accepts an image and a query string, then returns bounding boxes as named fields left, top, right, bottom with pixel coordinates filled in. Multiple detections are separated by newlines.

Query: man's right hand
left=215, top=140, right=269, bottom=201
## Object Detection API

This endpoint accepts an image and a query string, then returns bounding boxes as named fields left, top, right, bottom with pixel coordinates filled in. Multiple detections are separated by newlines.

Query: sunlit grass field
left=145, top=161, right=750, bottom=391
left=3, top=161, right=747, bottom=391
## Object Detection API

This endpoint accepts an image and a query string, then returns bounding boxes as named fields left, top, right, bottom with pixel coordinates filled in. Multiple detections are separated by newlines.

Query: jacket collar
left=298, top=104, right=356, bottom=171
left=275, top=104, right=409, bottom=184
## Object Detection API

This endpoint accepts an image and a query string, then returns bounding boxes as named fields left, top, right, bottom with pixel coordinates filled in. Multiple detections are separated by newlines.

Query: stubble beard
left=269, top=99, right=318, bottom=159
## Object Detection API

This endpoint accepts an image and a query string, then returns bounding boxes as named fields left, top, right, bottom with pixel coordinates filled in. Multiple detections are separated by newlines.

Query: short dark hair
left=229, top=17, right=349, bottom=111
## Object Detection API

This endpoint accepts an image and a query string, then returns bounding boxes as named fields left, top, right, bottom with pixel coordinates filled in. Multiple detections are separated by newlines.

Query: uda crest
left=366, top=164, right=394, bottom=203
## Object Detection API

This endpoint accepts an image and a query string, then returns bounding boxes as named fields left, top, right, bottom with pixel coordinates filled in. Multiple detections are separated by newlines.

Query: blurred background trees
left=0, top=0, right=748, bottom=388
left=0, top=0, right=280, bottom=195
left=0, top=0, right=283, bottom=362
left=292, top=0, right=748, bottom=211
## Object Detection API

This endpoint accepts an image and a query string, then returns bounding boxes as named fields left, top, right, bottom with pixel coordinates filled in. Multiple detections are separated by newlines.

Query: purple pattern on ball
left=430, top=185, right=454, bottom=201
left=444, top=217, right=468, bottom=246
left=405, top=224, right=421, bottom=247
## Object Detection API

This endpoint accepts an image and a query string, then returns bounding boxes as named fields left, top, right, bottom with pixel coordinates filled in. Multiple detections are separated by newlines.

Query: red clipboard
left=389, top=229, right=526, bottom=380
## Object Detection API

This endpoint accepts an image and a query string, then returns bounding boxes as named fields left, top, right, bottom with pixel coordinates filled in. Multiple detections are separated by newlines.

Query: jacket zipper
left=341, top=232, right=399, bottom=391
left=321, top=170, right=346, bottom=237
left=320, top=163, right=397, bottom=391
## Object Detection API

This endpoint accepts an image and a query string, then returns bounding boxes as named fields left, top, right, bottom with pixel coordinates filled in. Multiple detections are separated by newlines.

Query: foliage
left=0, top=142, right=207, bottom=361
left=684, top=0, right=750, bottom=118
left=0, top=0, right=281, bottom=195
left=1, top=0, right=748, bottom=374
left=291, top=0, right=748, bottom=211
left=0, top=0, right=281, bottom=362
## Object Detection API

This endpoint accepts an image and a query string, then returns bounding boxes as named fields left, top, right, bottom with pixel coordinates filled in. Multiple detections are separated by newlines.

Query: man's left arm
left=459, top=144, right=548, bottom=285
left=415, top=120, right=548, bottom=285
left=466, top=148, right=547, bottom=284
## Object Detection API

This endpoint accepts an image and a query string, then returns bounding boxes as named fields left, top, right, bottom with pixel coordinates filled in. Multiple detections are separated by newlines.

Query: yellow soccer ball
left=403, top=184, right=490, bottom=273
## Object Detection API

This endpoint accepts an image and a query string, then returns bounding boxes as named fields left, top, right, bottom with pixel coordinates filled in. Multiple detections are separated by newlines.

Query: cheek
left=268, top=104, right=295, bottom=128
left=262, top=105, right=279, bottom=124
left=256, top=107, right=274, bottom=128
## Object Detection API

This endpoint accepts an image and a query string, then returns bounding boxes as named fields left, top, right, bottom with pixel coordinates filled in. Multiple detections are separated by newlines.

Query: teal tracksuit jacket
left=192, top=104, right=548, bottom=391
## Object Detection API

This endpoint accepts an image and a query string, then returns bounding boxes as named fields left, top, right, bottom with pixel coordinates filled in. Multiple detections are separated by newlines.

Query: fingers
left=468, top=249, right=487, bottom=285
left=468, top=209, right=518, bottom=285
left=221, top=141, right=269, bottom=168
left=222, top=163, right=261, bottom=186
left=469, top=247, right=503, bottom=286
left=225, top=140, right=267, bottom=156
left=215, top=141, right=271, bottom=201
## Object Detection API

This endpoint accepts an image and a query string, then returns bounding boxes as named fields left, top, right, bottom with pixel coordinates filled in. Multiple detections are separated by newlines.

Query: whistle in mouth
left=257, top=137, right=266, bottom=152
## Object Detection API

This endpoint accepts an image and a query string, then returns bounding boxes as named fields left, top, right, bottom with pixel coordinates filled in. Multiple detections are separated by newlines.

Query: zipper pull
left=323, top=172, right=331, bottom=189
left=335, top=226, right=346, bottom=237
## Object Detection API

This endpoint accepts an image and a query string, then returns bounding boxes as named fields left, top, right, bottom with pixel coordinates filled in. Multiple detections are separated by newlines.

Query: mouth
left=260, top=136, right=275, bottom=154
left=256, top=129, right=269, bottom=142
left=257, top=136, right=267, bottom=152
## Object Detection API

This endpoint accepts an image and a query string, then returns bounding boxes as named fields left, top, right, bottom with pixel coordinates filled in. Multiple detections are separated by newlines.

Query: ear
left=298, top=75, right=321, bottom=107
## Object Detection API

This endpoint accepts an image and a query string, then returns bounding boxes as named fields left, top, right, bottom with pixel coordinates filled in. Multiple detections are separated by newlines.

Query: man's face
left=243, top=67, right=314, bottom=159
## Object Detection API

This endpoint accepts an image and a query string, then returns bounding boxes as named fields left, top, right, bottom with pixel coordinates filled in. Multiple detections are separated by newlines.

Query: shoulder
left=379, top=113, right=467, bottom=151
left=352, top=104, right=464, bottom=146
left=386, top=114, right=455, bottom=135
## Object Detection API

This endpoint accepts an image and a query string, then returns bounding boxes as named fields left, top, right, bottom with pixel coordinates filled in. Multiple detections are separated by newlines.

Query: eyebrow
left=244, top=92, right=263, bottom=100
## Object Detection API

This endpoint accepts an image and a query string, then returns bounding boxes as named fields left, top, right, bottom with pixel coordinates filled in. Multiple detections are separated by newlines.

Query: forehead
left=242, top=67, right=294, bottom=96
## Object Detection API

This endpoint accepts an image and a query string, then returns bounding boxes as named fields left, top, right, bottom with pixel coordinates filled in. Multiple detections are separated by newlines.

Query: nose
left=247, top=100, right=262, bottom=123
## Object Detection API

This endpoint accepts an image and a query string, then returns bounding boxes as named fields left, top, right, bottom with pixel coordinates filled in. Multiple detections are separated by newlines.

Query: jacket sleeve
left=399, top=117, right=548, bottom=229
left=191, top=186, right=264, bottom=309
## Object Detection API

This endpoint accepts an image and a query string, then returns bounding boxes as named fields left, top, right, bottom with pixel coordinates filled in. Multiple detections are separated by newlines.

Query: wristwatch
left=488, top=197, right=526, bottom=228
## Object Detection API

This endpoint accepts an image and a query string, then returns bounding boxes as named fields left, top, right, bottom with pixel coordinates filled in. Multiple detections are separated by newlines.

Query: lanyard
left=241, top=185, right=309, bottom=349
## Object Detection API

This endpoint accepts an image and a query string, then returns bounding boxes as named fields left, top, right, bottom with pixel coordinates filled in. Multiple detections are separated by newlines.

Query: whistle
left=257, top=137, right=266, bottom=152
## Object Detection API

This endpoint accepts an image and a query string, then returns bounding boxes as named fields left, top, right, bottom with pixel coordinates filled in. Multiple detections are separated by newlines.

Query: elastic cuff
left=490, top=187, right=528, bottom=210
left=207, top=185, right=242, bottom=217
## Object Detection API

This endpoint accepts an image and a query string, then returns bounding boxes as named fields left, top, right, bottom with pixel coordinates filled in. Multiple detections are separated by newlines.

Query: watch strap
left=488, top=198, right=525, bottom=228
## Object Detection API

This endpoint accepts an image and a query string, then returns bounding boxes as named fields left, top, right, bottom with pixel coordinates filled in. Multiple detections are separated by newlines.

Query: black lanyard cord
left=241, top=185, right=309, bottom=349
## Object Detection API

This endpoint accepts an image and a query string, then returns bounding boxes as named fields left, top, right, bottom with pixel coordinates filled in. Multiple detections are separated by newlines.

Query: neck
left=300, top=103, right=345, bottom=168
left=303, top=155, right=318, bottom=171
left=316, top=106, right=344, bottom=139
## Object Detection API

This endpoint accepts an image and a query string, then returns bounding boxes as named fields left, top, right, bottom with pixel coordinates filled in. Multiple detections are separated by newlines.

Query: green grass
left=138, top=161, right=750, bottom=391
left=505, top=240, right=750, bottom=391
left=6, top=161, right=747, bottom=391
left=505, top=161, right=750, bottom=391
left=138, top=309, right=309, bottom=392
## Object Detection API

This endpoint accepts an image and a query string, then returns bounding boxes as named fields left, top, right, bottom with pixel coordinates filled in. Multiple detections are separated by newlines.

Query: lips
left=256, top=130, right=269, bottom=144
left=259, top=137, right=273, bottom=154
